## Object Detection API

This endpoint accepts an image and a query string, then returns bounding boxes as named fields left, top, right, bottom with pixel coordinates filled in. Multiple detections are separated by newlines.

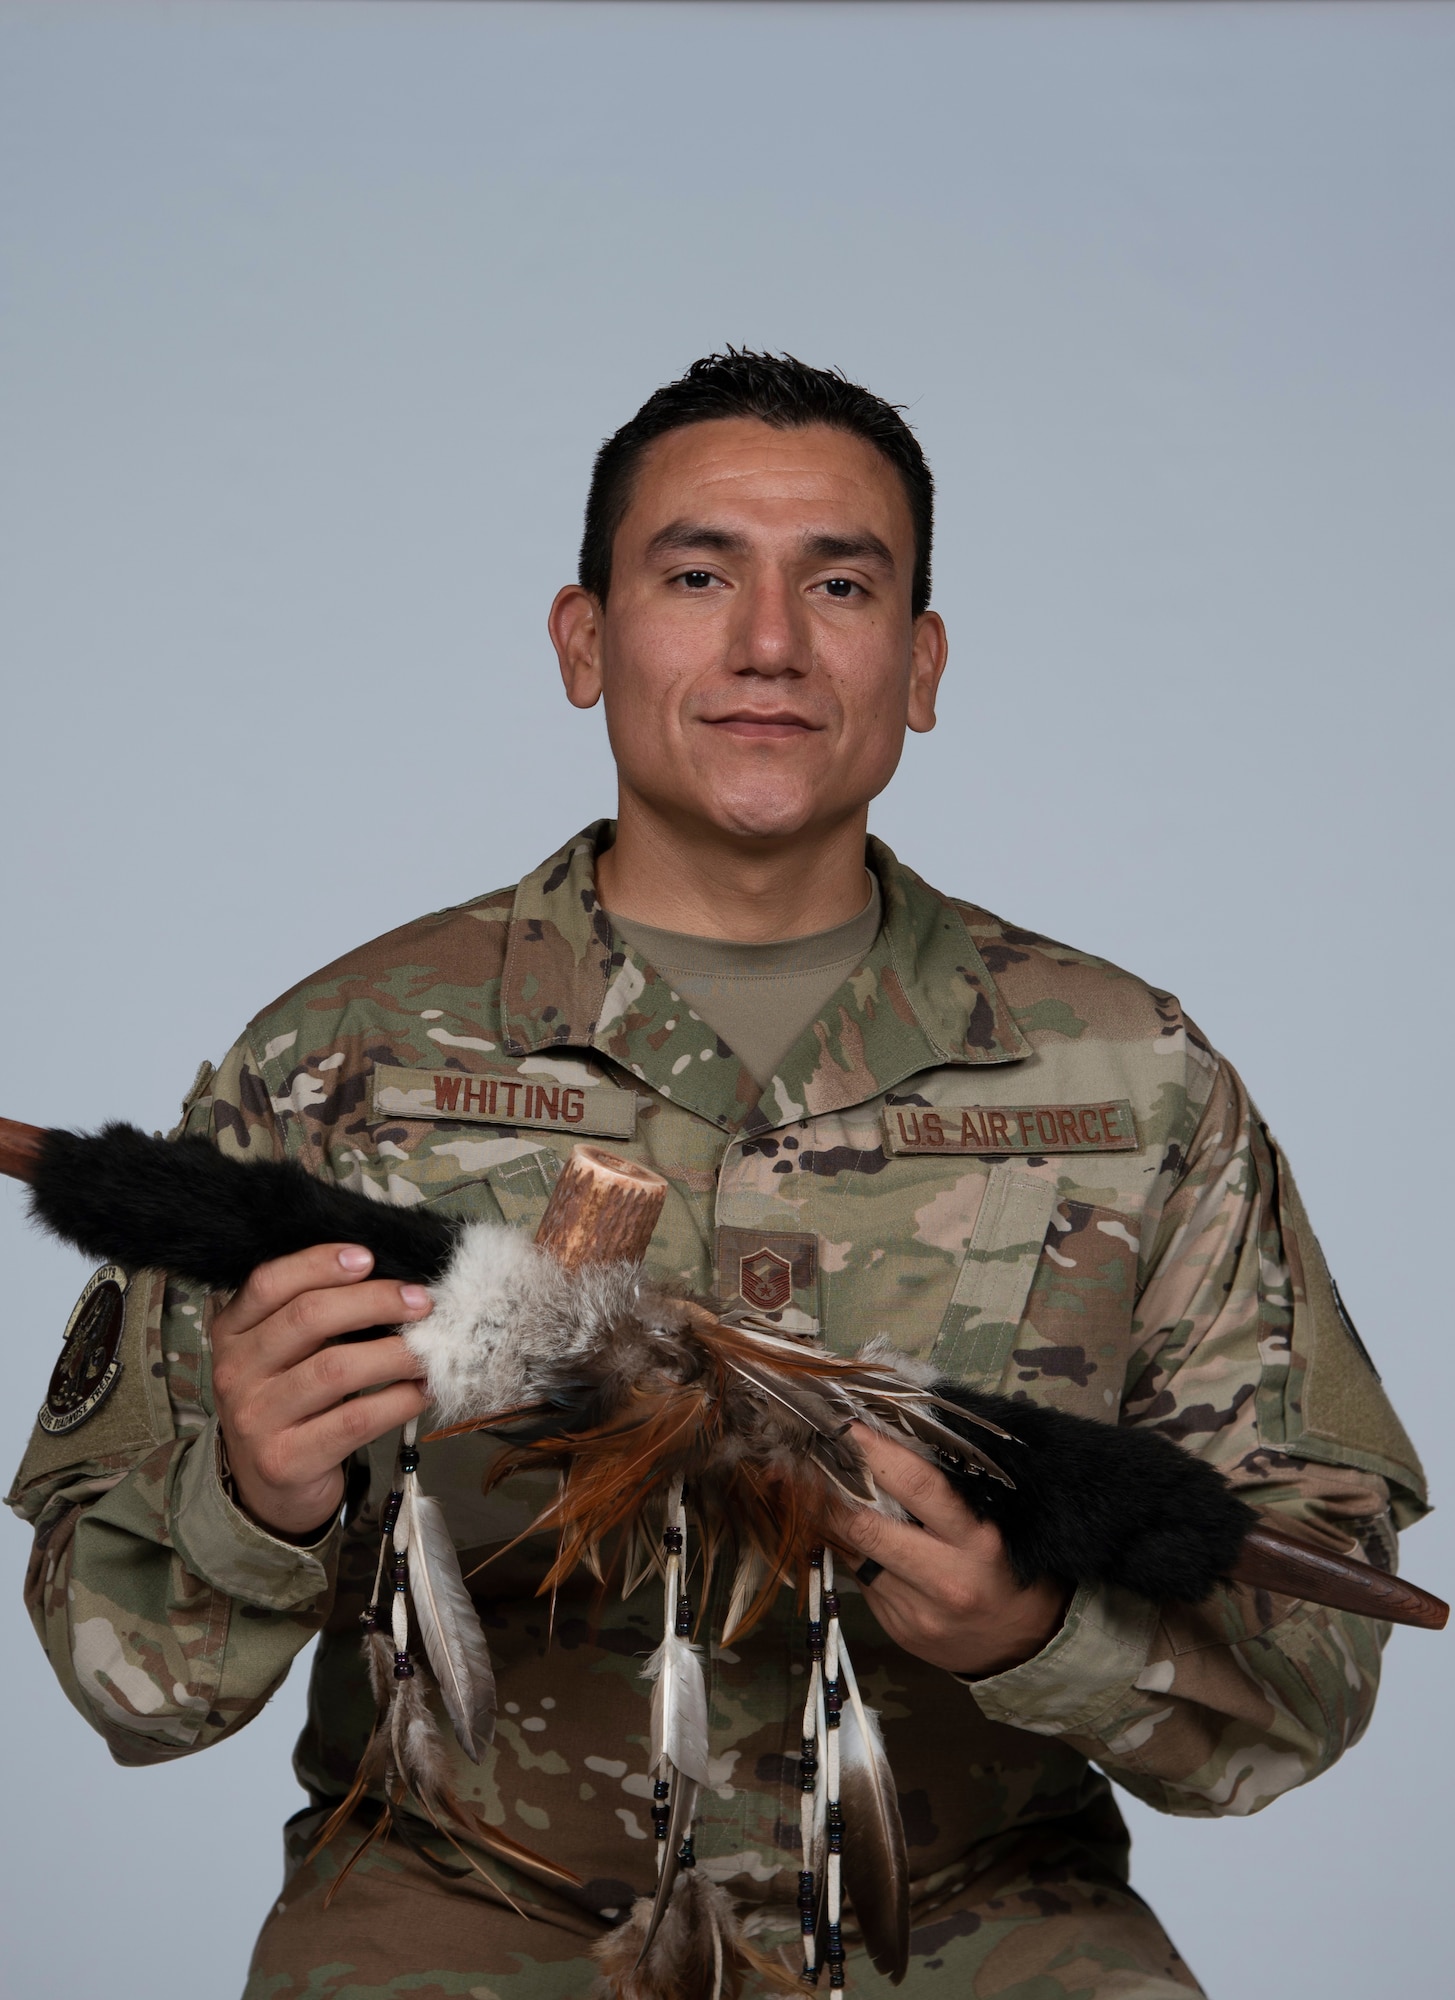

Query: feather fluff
left=837, top=1645, right=909, bottom=1983
left=386, top=1665, right=442, bottom=1794
left=595, top=1871, right=799, bottom=2000
left=397, top=1484, right=496, bottom=1759
left=719, top=1547, right=768, bottom=1647
left=363, top=1626, right=396, bottom=1712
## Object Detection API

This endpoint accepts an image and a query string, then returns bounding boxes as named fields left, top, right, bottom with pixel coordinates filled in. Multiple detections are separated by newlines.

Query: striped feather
left=837, top=1642, right=910, bottom=1981
left=398, top=1483, right=497, bottom=1759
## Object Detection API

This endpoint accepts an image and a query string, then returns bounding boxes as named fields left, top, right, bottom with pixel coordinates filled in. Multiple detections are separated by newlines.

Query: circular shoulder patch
left=39, top=1265, right=129, bottom=1436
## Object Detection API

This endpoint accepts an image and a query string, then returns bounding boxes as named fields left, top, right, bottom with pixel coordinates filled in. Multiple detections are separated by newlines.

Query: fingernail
left=338, top=1247, right=373, bottom=1272
left=400, top=1284, right=432, bottom=1311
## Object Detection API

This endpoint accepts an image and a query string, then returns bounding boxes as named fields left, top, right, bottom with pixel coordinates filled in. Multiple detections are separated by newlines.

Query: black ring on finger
left=854, top=1558, right=884, bottom=1588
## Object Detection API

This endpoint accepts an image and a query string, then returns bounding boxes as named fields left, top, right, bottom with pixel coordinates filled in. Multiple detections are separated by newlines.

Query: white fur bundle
left=403, top=1221, right=655, bottom=1424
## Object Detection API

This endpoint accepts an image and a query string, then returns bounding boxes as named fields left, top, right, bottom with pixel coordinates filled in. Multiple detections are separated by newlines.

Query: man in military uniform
left=9, top=352, right=1428, bottom=1998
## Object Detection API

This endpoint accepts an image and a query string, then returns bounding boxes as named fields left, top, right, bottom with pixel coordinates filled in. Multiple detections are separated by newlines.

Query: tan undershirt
left=608, top=875, right=883, bottom=1090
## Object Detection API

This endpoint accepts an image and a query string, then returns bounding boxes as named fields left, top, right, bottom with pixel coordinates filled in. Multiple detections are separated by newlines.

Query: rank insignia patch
left=40, top=1265, right=128, bottom=1435
left=716, top=1227, right=818, bottom=1319
left=740, top=1247, right=793, bottom=1312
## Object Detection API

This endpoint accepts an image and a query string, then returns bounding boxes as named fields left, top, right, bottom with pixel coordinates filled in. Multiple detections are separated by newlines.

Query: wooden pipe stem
left=1232, top=1519, right=1447, bottom=1631
left=533, top=1144, right=668, bottom=1269
left=0, top=1116, right=45, bottom=1184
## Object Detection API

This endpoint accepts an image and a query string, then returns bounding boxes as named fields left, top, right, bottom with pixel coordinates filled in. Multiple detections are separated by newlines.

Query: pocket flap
left=478, top=1144, right=564, bottom=1235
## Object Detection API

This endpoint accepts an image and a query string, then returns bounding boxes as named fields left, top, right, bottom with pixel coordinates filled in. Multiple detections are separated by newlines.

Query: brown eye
left=681, top=571, right=715, bottom=589
left=823, top=577, right=856, bottom=597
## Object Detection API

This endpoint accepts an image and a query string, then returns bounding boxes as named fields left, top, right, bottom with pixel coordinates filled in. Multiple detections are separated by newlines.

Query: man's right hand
left=210, top=1245, right=433, bottom=1541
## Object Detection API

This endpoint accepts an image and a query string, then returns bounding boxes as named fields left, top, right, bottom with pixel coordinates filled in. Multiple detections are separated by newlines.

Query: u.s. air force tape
left=371, top=1064, right=637, bottom=1140
left=884, top=1100, right=1138, bottom=1156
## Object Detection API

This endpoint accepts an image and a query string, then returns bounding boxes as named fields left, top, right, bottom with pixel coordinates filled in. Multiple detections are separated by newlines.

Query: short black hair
left=579, top=349, right=935, bottom=616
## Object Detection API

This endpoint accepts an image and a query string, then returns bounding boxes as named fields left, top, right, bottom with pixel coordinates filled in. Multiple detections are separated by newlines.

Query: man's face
left=551, top=418, right=946, bottom=845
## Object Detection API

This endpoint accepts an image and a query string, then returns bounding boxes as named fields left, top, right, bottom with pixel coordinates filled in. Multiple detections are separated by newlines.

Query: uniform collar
left=500, top=822, right=1028, bottom=1134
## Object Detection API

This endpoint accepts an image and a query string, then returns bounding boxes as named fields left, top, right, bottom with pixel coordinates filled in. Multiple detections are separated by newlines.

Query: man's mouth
left=704, top=711, right=822, bottom=741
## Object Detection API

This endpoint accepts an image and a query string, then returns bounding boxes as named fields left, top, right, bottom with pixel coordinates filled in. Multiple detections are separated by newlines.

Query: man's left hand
left=832, top=1424, right=1070, bottom=1677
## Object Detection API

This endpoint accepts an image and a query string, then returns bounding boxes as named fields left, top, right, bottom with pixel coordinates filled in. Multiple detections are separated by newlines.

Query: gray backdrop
left=2, top=4, right=1450, bottom=1994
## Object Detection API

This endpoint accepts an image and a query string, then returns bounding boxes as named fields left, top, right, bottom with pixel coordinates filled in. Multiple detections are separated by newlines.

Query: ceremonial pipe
left=0, top=1116, right=44, bottom=1184
left=1, top=1119, right=1445, bottom=1632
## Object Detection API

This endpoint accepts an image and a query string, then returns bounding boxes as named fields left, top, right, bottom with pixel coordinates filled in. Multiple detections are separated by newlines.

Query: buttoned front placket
left=495, top=824, right=1031, bottom=1352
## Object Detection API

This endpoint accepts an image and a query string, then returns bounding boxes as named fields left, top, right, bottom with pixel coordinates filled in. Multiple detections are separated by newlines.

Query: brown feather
left=305, top=1732, right=390, bottom=1869
left=311, top=1651, right=581, bottom=1896
left=321, top=1799, right=392, bottom=1910
left=837, top=1651, right=910, bottom=1982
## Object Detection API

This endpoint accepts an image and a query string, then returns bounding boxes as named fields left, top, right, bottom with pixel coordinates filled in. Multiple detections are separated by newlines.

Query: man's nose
left=728, top=571, right=806, bottom=677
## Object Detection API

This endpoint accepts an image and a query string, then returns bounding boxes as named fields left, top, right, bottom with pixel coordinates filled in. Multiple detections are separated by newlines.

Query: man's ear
left=549, top=584, right=604, bottom=710
left=907, top=610, right=948, bottom=734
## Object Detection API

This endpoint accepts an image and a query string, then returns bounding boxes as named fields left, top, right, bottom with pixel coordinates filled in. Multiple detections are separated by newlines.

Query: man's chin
left=689, top=783, right=828, bottom=845
left=625, top=768, right=862, bottom=848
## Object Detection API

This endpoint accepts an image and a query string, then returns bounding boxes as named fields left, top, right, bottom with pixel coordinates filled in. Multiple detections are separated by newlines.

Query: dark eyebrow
left=801, top=531, right=895, bottom=570
left=642, top=520, right=897, bottom=572
left=644, top=520, right=751, bottom=562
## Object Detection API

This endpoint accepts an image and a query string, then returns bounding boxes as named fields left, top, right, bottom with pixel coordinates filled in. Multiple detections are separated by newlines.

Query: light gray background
left=1, top=4, right=1450, bottom=1994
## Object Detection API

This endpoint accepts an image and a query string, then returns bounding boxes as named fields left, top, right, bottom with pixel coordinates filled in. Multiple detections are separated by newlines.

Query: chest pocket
left=476, top=1145, right=563, bottom=1232
left=930, top=1166, right=1057, bottom=1388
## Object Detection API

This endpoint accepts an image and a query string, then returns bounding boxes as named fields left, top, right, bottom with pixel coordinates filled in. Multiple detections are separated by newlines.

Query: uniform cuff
left=169, top=1420, right=339, bottom=1611
left=959, top=1583, right=1159, bottom=1737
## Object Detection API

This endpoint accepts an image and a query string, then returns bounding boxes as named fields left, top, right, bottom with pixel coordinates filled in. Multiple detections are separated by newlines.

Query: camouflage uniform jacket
left=9, top=824, right=1430, bottom=1937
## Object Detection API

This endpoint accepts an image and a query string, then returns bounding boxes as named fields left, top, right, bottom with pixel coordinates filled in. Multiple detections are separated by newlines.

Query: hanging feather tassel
left=592, top=1488, right=801, bottom=1999
left=820, top=1547, right=847, bottom=1992
left=795, top=1546, right=827, bottom=1987
left=395, top=1420, right=497, bottom=1758
left=311, top=1436, right=577, bottom=1908
left=635, top=1484, right=710, bottom=1967
left=836, top=1644, right=909, bottom=1983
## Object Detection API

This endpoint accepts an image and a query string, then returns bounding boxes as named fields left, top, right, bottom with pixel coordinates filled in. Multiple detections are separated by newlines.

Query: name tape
left=372, top=1065, right=637, bottom=1140
left=884, top=1099, right=1138, bottom=1156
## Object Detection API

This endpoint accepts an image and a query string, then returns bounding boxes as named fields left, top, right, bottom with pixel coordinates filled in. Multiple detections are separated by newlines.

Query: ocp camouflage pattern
left=9, top=825, right=1429, bottom=1997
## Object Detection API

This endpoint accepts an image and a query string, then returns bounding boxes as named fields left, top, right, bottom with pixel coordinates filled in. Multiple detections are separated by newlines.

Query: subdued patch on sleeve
left=1269, top=1140, right=1428, bottom=1524
left=8, top=1267, right=175, bottom=1507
